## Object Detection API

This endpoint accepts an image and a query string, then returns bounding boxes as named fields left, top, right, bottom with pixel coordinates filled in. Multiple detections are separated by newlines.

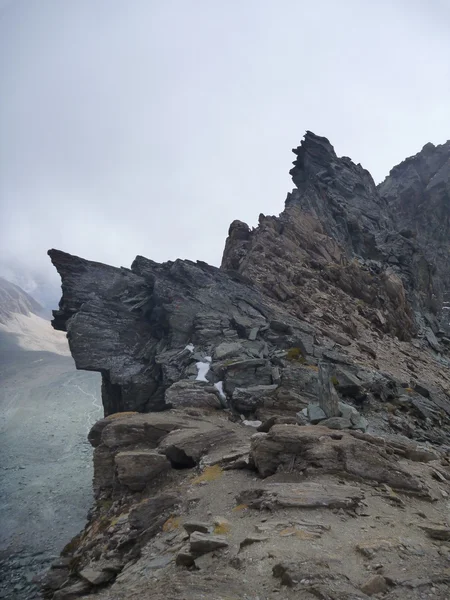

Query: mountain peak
left=0, top=276, right=44, bottom=324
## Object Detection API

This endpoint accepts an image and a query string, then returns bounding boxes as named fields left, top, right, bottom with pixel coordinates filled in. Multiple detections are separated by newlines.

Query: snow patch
left=0, top=312, right=71, bottom=355
left=214, top=381, right=226, bottom=399
left=185, top=343, right=195, bottom=352
left=195, top=361, right=210, bottom=382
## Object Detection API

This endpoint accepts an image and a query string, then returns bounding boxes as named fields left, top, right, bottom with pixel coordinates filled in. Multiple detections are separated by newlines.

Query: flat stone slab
left=189, top=532, right=229, bottom=554
left=183, top=521, right=211, bottom=534
left=307, top=403, right=327, bottom=424
left=237, top=482, right=364, bottom=510
left=420, top=525, right=450, bottom=541
left=250, top=425, right=431, bottom=495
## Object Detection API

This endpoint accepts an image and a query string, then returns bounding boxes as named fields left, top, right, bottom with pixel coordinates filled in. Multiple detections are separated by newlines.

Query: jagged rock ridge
left=49, top=132, right=450, bottom=416
left=43, top=132, right=450, bottom=600
left=379, top=139, right=450, bottom=332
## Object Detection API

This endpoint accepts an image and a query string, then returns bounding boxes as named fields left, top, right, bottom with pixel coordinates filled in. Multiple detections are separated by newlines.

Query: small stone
left=338, top=401, right=359, bottom=420
left=165, top=380, right=222, bottom=409
left=406, top=446, right=439, bottom=463
left=350, top=413, right=368, bottom=432
left=230, top=556, right=245, bottom=570
left=356, top=540, right=396, bottom=558
left=239, top=535, right=269, bottom=549
left=307, top=404, right=327, bottom=424
left=183, top=521, right=211, bottom=535
left=320, top=416, right=352, bottom=430
left=431, top=469, right=446, bottom=482
left=79, top=566, right=115, bottom=586
left=420, top=525, right=450, bottom=541
left=189, top=532, right=229, bottom=554
left=360, top=574, right=389, bottom=595
left=213, top=342, right=244, bottom=361
left=243, top=420, right=263, bottom=428
left=248, top=327, right=259, bottom=341
left=318, top=362, right=341, bottom=417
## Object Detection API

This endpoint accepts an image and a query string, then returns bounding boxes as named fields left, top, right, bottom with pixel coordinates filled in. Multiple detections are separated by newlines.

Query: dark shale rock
left=378, top=138, right=450, bottom=329
left=189, top=532, right=229, bottom=554
left=44, top=131, right=450, bottom=600
left=47, top=249, right=313, bottom=415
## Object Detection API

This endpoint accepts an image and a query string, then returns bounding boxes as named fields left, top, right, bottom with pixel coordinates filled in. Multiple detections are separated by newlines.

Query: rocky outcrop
left=249, top=424, right=434, bottom=494
left=48, top=133, right=450, bottom=420
left=43, top=408, right=450, bottom=600
left=221, top=132, right=448, bottom=342
left=44, top=131, right=450, bottom=600
left=378, top=140, right=450, bottom=331
left=48, top=249, right=320, bottom=416
left=89, top=411, right=240, bottom=494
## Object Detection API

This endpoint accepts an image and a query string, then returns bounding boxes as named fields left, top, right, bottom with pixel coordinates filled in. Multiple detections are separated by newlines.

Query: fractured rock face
left=378, top=139, right=450, bottom=324
left=165, top=380, right=222, bottom=410
left=89, top=410, right=238, bottom=494
left=48, top=249, right=319, bottom=415
left=128, top=493, right=178, bottom=531
left=250, top=425, right=430, bottom=494
left=115, top=450, right=171, bottom=491
left=318, top=362, right=340, bottom=417
left=44, top=131, right=450, bottom=600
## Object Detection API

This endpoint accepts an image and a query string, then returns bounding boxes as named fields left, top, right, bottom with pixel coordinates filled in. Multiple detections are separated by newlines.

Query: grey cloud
left=1, top=0, right=450, bottom=305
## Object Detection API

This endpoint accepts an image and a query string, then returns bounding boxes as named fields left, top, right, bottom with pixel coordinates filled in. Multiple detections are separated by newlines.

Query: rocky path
left=43, top=409, right=450, bottom=600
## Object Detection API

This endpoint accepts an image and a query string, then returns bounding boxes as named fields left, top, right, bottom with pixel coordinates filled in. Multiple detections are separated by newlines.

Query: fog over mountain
left=1, top=0, right=450, bottom=306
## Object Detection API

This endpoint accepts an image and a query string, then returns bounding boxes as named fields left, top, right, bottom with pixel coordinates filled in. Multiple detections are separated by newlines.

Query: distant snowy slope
left=0, top=276, right=44, bottom=322
left=0, top=276, right=69, bottom=355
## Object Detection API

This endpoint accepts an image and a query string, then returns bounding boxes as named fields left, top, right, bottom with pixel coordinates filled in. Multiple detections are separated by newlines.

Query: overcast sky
left=1, top=0, right=449, bottom=305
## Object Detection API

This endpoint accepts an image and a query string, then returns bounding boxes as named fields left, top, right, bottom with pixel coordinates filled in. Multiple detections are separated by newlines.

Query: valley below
left=0, top=344, right=101, bottom=600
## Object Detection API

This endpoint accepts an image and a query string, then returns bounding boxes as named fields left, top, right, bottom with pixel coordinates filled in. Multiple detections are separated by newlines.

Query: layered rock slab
left=250, top=425, right=432, bottom=494
left=238, top=482, right=364, bottom=510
